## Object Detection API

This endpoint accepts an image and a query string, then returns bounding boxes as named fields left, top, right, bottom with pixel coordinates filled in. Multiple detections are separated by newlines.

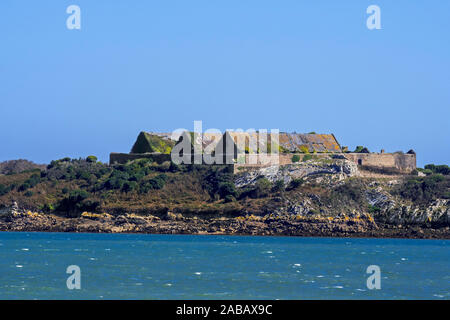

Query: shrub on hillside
left=291, top=155, right=300, bottom=163
left=0, top=184, right=9, bottom=196
left=288, top=178, right=304, bottom=190
left=122, top=181, right=138, bottom=193
left=18, top=183, right=31, bottom=192
left=139, top=174, right=168, bottom=193
left=395, top=174, right=450, bottom=204
left=86, top=155, right=98, bottom=163
left=0, top=159, right=46, bottom=175
left=218, top=181, right=238, bottom=199
left=253, top=178, right=272, bottom=198
left=56, top=189, right=100, bottom=217
left=272, top=180, right=285, bottom=192
left=334, top=179, right=366, bottom=205
left=424, top=164, right=450, bottom=176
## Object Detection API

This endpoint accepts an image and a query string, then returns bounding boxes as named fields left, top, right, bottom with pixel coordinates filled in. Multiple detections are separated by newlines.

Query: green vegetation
left=288, top=178, right=304, bottom=190
left=1, top=155, right=449, bottom=221
left=86, top=155, right=98, bottom=163
left=18, top=173, right=41, bottom=192
left=395, top=174, right=450, bottom=204
left=56, top=189, right=100, bottom=218
left=291, top=155, right=300, bottom=163
left=368, top=204, right=381, bottom=214
left=423, top=164, right=450, bottom=175
left=299, top=145, right=309, bottom=154
left=0, top=184, right=6, bottom=196
left=354, top=146, right=370, bottom=153
left=272, top=180, right=285, bottom=192
left=334, top=179, right=366, bottom=205
left=254, top=178, right=272, bottom=198
left=140, top=174, right=168, bottom=193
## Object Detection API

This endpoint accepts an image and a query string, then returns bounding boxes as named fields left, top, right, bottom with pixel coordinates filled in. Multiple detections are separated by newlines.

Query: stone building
left=110, top=131, right=416, bottom=173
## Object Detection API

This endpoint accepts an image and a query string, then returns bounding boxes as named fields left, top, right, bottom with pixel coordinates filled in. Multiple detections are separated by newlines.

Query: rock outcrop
left=235, top=159, right=359, bottom=188
left=0, top=202, right=448, bottom=239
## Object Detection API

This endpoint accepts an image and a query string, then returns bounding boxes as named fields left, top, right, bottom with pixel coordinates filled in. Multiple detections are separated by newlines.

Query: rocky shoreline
left=0, top=204, right=448, bottom=239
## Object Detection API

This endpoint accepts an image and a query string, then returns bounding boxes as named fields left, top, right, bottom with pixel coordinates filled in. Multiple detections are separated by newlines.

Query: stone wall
left=233, top=153, right=334, bottom=173
left=110, top=153, right=171, bottom=165
left=343, top=153, right=416, bottom=173
left=233, top=152, right=416, bottom=174
left=111, top=151, right=416, bottom=174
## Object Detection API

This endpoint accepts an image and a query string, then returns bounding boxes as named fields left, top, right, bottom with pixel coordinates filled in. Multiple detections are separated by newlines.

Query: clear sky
left=1, top=1, right=449, bottom=167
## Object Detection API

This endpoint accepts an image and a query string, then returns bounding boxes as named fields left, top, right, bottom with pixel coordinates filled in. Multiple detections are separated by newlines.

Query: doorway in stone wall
left=358, top=159, right=362, bottom=165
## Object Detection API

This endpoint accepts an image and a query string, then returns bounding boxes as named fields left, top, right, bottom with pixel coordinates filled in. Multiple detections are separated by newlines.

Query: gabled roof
left=130, top=132, right=175, bottom=154
left=137, top=131, right=342, bottom=154
left=225, top=132, right=342, bottom=153
left=278, top=133, right=341, bottom=153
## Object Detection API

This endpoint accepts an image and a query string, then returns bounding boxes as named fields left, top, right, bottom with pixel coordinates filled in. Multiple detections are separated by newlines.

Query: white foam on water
left=194, top=272, right=202, bottom=275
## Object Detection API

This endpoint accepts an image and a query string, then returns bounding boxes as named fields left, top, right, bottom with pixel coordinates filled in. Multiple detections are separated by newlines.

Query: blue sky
left=0, top=0, right=449, bottom=167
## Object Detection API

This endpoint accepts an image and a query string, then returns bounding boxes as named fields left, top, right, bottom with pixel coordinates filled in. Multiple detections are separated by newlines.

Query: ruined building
left=110, top=131, right=416, bottom=173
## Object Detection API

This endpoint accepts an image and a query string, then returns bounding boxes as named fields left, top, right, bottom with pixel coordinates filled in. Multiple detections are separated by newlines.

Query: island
left=0, top=131, right=448, bottom=239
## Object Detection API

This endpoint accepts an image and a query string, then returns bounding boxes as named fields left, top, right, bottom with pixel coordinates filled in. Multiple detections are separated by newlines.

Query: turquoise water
left=0, top=232, right=448, bottom=299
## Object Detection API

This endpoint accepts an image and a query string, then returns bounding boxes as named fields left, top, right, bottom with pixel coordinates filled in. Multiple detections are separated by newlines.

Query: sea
left=0, top=232, right=448, bottom=300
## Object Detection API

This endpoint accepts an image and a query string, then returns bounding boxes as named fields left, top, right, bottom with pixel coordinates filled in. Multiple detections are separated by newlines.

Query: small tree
left=122, top=181, right=137, bottom=193
left=254, top=178, right=272, bottom=198
left=272, top=180, right=285, bottom=192
left=291, top=155, right=300, bottom=163
left=218, top=181, right=238, bottom=198
left=87, top=155, right=98, bottom=163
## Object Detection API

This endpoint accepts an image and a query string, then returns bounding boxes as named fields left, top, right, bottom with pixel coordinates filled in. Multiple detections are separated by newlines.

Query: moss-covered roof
left=131, top=131, right=341, bottom=154
left=130, top=132, right=175, bottom=154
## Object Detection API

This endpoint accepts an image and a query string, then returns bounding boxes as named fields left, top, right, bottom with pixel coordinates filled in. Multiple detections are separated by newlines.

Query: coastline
left=1, top=210, right=448, bottom=240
